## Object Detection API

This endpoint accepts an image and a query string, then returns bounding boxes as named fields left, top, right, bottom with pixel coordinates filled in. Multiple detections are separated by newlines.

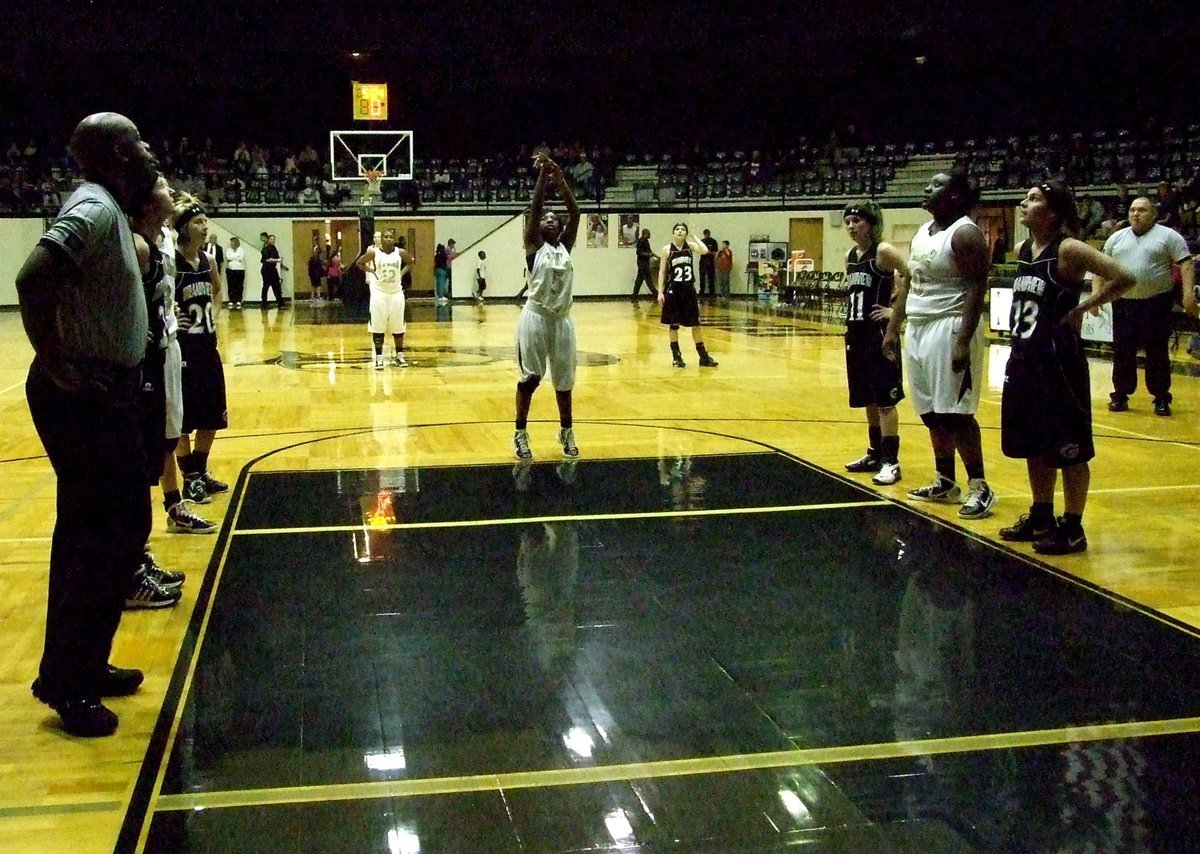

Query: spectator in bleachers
left=1179, top=197, right=1199, bottom=242
left=570, top=152, right=594, bottom=199
left=1097, top=202, right=1122, bottom=239
left=297, top=143, right=320, bottom=177
left=1155, top=180, right=1181, bottom=228
left=232, top=141, right=251, bottom=174
left=1113, top=184, right=1132, bottom=221
left=299, top=177, right=319, bottom=205
left=1076, top=194, right=1103, bottom=239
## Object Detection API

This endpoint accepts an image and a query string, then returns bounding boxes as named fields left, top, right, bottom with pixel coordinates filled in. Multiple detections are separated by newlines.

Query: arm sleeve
left=39, top=199, right=111, bottom=264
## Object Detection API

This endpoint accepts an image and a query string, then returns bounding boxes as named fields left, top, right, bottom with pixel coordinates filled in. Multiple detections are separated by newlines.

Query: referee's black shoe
left=99, top=665, right=144, bottom=697
left=32, top=681, right=119, bottom=737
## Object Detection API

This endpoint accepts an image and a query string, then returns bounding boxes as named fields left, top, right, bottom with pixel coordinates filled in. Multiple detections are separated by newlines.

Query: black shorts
left=180, top=340, right=228, bottom=433
left=846, top=328, right=904, bottom=409
left=660, top=281, right=700, bottom=327
left=1001, top=344, right=1093, bottom=467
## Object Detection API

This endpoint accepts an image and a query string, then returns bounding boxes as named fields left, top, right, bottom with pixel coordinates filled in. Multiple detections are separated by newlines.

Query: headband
left=843, top=206, right=877, bottom=224
left=174, top=204, right=204, bottom=231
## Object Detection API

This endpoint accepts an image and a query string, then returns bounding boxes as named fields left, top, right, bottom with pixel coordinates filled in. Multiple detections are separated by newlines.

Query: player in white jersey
left=357, top=228, right=412, bottom=367
left=513, top=153, right=580, bottom=461
left=883, top=171, right=996, bottom=519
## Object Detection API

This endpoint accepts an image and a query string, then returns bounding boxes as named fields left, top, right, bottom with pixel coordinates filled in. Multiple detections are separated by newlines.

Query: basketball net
left=361, top=169, right=384, bottom=206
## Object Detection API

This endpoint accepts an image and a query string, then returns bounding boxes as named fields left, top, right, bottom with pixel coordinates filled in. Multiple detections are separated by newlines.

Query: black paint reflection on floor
left=234, top=453, right=872, bottom=529
left=826, top=730, right=1200, bottom=853
left=161, top=453, right=1200, bottom=800
left=145, top=731, right=1200, bottom=851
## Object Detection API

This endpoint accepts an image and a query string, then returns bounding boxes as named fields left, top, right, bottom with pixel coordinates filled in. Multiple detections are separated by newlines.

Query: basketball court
left=5, top=290, right=1197, bottom=850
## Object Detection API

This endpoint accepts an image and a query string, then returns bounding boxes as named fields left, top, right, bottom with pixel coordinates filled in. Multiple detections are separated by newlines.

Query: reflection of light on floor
left=562, top=726, right=595, bottom=758
left=364, top=748, right=407, bottom=772
left=778, top=788, right=811, bottom=822
left=604, top=808, right=636, bottom=845
left=387, top=826, right=420, bottom=854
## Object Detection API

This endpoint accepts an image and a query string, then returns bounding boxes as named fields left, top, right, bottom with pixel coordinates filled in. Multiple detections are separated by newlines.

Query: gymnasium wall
left=0, top=206, right=953, bottom=306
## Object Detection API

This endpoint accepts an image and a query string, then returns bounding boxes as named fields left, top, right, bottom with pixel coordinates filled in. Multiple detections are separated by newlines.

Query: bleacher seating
left=3, top=124, right=1198, bottom=217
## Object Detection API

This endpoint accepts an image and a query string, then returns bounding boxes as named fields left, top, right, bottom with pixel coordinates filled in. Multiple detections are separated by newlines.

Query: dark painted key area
left=140, top=454, right=1200, bottom=851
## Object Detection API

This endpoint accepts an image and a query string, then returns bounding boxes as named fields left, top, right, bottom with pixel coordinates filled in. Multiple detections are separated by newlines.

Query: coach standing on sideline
left=17, top=113, right=160, bottom=737
left=1099, top=197, right=1196, bottom=416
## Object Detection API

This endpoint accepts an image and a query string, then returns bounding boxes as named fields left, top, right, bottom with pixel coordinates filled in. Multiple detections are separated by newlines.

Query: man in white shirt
left=1096, top=197, right=1196, bottom=416
left=225, top=236, right=245, bottom=309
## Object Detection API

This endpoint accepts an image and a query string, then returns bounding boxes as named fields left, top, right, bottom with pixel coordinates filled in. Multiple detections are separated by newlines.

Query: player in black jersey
left=999, top=181, right=1135, bottom=555
left=657, top=223, right=717, bottom=368
left=172, top=194, right=229, bottom=505
left=841, top=201, right=908, bottom=486
left=127, top=177, right=196, bottom=610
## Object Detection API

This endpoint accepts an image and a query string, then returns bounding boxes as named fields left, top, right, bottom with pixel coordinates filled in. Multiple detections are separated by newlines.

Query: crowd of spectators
left=2, top=124, right=1198, bottom=219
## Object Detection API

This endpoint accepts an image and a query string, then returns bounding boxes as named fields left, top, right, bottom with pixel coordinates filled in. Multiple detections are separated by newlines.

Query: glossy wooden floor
left=1, top=297, right=1199, bottom=852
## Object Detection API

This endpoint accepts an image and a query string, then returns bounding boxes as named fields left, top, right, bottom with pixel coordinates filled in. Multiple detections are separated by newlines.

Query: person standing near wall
left=698, top=228, right=718, bottom=296
left=225, top=235, right=245, bottom=309
left=715, top=240, right=734, bottom=300
left=433, top=243, right=449, bottom=302
left=259, top=233, right=283, bottom=309
left=632, top=228, right=658, bottom=299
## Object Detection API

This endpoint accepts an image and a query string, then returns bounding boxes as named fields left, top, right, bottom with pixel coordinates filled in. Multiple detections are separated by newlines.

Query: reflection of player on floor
left=841, top=200, right=907, bottom=487
left=658, top=223, right=718, bottom=368
left=513, top=153, right=580, bottom=461
left=357, top=228, right=412, bottom=368
left=998, top=181, right=1136, bottom=555
left=883, top=171, right=994, bottom=520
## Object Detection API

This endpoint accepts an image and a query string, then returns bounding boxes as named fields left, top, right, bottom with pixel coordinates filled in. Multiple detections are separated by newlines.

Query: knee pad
left=517, top=375, right=542, bottom=394
left=670, top=324, right=680, bottom=332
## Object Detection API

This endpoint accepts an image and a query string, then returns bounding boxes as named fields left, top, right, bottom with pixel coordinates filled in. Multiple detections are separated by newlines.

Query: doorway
left=788, top=218, right=824, bottom=272
left=291, top=218, right=435, bottom=297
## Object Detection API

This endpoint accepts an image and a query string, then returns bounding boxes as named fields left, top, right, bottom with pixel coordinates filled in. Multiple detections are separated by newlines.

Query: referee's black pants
left=1111, top=292, right=1173, bottom=403
left=261, top=271, right=283, bottom=308
left=26, top=360, right=151, bottom=702
left=632, top=265, right=656, bottom=296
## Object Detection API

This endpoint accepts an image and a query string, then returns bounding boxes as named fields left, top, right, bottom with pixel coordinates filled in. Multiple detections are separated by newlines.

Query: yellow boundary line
left=133, top=473, right=257, bottom=851
left=156, top=715, right=1200, bottom=812
left=233, top=500, right=890, bottom=536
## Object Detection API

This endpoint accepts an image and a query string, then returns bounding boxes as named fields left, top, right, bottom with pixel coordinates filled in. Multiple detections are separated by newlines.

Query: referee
left=1097, top=197, right=1196, bottom=416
